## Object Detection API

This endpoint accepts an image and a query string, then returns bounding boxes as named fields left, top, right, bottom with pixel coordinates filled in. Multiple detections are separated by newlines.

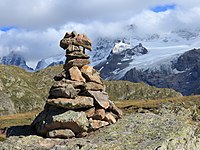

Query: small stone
left=81, top=66, right=102, bottom=84
left=64, top=59, right=90, bottom=70
left=47, top=96, right=94, bottom=109
left=46, top=129, right=75, bottom=138
left=49, top=84, right=79, bottom=98
left=108, top=100, right=123, bottom=118
left=88, top=91, right=110, bottom=109
left=54, top=72, right=66, bottom=81
left=89, top=118, right=109, bottom=130
left=69, top=66, right=86, bottom=82
left=92, top=109, right=106, bottom=120
left=84, top=82, right=105, bottom=91
left=85, top=107, right=95, bottom=118
left=104, top=113, right=117, bottom=124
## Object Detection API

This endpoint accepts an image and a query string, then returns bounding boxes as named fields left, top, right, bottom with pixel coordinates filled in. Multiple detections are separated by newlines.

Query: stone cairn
left=31, top=31, right=123, bottom=138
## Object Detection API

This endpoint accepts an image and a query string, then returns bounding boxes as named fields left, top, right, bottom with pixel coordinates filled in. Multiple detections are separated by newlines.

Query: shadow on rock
left=6, top=125, right=37, bottom=137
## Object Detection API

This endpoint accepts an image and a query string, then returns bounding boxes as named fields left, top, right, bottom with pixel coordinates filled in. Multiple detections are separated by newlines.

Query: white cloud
left=0, top=0, right=200, bottom=67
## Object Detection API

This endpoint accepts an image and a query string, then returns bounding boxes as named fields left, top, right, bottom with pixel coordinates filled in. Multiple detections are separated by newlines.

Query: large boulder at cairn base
left=47, top=96, right=94, bottom=109
left=32, top=109, right=89, bottom=137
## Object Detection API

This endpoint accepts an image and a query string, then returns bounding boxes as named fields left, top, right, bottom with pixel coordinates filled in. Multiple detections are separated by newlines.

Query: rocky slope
left=0, top=65, right=181, bottom=116
left=1, top=101, right=200, bottom=149
left=0, top=52, right=33, bottom=72
left=121, top=48, right=200, bottom=95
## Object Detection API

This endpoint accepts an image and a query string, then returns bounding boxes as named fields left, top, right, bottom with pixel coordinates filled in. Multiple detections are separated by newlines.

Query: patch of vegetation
left=116, top=95, right=200, bottom=114
left=0, top=111, right=39, bottom=128
left=104, top=80, right=182, bottom=101
left=0, top=64, right=181, bottom=116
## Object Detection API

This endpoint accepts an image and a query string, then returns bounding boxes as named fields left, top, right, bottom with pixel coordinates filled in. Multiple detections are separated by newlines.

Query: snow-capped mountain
left=1, top=25, right=200, bottom=95
left=0, top=51, right=33, bottom=72
left=35, top=54, right=66, bottom=71
left=92, top=27, right=200, bottom=95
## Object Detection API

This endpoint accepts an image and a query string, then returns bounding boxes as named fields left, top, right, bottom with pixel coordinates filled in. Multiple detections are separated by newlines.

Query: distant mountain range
left=1, top=26, right=200, bottom=95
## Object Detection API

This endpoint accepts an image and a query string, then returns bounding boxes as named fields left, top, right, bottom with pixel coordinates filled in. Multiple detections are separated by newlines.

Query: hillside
left=0, top=64, right=181, bottom=116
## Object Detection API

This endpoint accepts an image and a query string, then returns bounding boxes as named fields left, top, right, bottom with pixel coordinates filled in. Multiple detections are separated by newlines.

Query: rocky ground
left=1, top=102, right=200, bottom=150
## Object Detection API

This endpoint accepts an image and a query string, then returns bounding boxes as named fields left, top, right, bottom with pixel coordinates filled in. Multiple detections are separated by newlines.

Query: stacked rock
left=31, top=31, right=123, bottom=138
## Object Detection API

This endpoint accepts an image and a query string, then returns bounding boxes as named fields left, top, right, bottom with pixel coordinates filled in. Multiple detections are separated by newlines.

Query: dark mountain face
left=95, top=45, right=200, bottom=96
left=121, top=49, right=200, bottom=96
left=95, top=43, right=148, bottom=79
left=1, top=52, right=33, bottom=72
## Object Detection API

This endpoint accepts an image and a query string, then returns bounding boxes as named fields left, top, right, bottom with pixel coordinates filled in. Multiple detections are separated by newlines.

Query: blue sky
left=151, top=4, right=176, bottom=13
left=0, top=26, right=16, bottom=32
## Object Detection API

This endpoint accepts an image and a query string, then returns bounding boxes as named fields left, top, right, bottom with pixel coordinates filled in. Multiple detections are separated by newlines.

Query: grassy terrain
left=0, top=64, right=182, bottom=116
left=1, top=94, right=200, bottom=129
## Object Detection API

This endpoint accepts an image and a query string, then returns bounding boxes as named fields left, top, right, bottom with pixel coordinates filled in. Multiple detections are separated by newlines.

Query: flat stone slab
left=89, top=118, right=109, bottom=130
left=49, top=84, right=79, bottom=98
left=46, top=129, right=75, bottom=139
left=84, top=82, right=105, bottom=91
left=52, top=79, right=84, bottom=89
left=64, top=59, right=90, bottom=69
left=47, top=96, right=94, bottom=109
left=88, top=90, right=110, bottom=109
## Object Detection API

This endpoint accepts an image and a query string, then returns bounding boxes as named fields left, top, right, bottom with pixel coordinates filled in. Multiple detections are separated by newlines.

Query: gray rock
left=46, top=129, right=75, bottom=139
left=88, top=90, right=110, bottom=109
left=49, top=84, right=79, bottom=98
left=108, top=100, right=123, bottom=118
left=52, top=79, right=84, bottom=89
left=89, top=118, right=109, bottom=131
left=33, top=109, right=89, bottom=137
left=81, top=66, right=102, bottom=84
left=46, top=96, right=94, bottom=109
left=64, top=59, right=90, bottom=70
left=83, top=82, right=105, bottom=91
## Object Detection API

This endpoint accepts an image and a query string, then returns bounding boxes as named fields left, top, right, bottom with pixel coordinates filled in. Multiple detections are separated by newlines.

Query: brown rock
left=88, top=91, right=110, bottom=109
left=49, top=84, right=79, bottom=98
left=52, top=79, right=84, bottom=89
left=46, top=129, right=75, bottom=138
left=60, top=38, right=80, bottom=52
left=69, top=66, right=86, bottom=82
left=89, top=118, right=109, bottom=130
left=84, top=82, right=105, bottom=91
left=47, top=96, right=94, bottom=109
left=64, top=59, right=90, bottom=70
left=54, top=71, right=66, bottom=81
left=66, top=51, right=89, bottom=60
left=108, top=100, right=123, bottom=118
left=81, top=66, right=102, bottom=84
left=104, top=113, right=117, bottom=124
left=85, top=107, right=95, bottom=118
left=92, top=108, right=106, bottom=120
